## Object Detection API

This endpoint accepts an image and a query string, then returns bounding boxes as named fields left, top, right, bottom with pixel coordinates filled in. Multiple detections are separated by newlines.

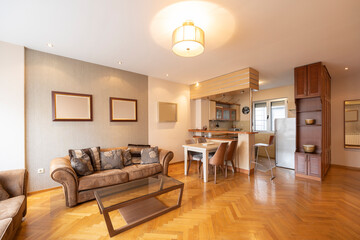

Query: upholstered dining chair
left=224, top=140, right=237, bottom=177
left=200, top=142, right=228, bottom=184
left=185, top=139, right=203, bottom=174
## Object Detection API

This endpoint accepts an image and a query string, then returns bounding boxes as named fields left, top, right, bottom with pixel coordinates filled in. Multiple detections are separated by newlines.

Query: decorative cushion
left=141, top=147, right=159, bottom=164
left=70, top=153, right=94, bottom=176
left=123, top=149, right=132, bottom=166
left=0, top=183, right=10, bottom=201
left=127, top=144, right=151, bottom=164
left=69, top=147, right=101, bottom=171
left=100, top=149, right=124, bottom=170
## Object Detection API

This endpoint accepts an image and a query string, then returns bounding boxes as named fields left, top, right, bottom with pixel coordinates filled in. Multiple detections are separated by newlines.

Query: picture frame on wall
left=52, top=91, right=93, bottom=121
left=110, top=97, right=137, bottom=122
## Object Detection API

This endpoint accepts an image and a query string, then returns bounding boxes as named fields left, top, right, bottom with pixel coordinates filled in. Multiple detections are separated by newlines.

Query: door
left=230, top=109, right=236, bottom=121
left=308, top=154, right=321, bottom=177
left=307, top=62, right=321, bottom=97
left=216, top=107, right=222, bottom=120
left=223, top=108, right=230, bottom=120
left=294, top=66, right=307, bottom=98
left=295, top=152, right=307, bottom=175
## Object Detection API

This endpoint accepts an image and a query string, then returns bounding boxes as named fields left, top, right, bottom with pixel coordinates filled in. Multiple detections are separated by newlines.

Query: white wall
left=331, top=74, right=360, bottom=168
left=148, top=77, right=191, bottom=163
left=0, top=41, right=25, bottom=171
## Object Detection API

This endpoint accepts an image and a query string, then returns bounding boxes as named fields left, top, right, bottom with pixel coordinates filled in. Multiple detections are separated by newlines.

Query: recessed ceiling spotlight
left=118, top=61, right=122, bottom=65
left=166, top=74, right=169, bottom=77
left=47, top=43, right=54, bottom=48
left=195, top=82, right=199, bottom=87
left=345, top=67, right=349, bottom=70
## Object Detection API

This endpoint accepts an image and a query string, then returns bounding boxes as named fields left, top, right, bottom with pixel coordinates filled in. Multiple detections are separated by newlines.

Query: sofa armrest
left=0, top=169, right=28, bottom=197
left=158, top=149, right=174, bottom=176
left=50, top=157, right=79, bottom=207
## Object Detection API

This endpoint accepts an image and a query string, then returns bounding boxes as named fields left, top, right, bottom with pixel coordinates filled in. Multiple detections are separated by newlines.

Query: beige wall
left=148, top=77, right=191, bottom=163
left=25, top=49, right=148, bottom=191
left=0, top=41, right=25, bottom=171
left=331, top=74, right=360, bottom=168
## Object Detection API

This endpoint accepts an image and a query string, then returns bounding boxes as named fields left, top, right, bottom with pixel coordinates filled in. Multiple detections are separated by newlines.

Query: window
left=253, top=98, right=287, bottom=132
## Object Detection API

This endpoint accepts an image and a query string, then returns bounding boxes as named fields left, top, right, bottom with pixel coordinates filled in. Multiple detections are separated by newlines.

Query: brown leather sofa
left=50, top=147, right=174, bottom=207
left=0, top=169, right=28, bottom=240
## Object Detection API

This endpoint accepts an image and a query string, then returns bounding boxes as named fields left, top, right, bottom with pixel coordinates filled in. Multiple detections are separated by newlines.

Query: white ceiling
left=1, top=0, right=359, bottom=89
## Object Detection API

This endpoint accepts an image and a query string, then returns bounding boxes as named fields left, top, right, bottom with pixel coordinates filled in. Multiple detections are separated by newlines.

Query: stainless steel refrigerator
left=275, top=118, right=296, bottom=169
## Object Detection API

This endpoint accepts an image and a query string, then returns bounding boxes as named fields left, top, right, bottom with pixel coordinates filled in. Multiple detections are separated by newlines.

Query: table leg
left=203, top=149, right=208, bottom=182
left=184, top=147, right=188, bottom=176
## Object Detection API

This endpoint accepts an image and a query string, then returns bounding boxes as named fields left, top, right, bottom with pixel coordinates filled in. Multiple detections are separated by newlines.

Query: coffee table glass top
left=95, top=174, right=183, bottom=210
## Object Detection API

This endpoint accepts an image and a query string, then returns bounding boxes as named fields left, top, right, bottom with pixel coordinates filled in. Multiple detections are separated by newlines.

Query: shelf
left=297, top=124, right=322, bottom=127
left=296, top=110, right=322, bottom=113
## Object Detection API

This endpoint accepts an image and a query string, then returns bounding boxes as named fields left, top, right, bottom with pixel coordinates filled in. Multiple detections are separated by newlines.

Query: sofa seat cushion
left=78, top=169, right=129, bottom=191
left=122, top=163, right=162, bottom=181
left=0, top=195, right=25, bottom=219
left=0, top=218, right=12, bottom=240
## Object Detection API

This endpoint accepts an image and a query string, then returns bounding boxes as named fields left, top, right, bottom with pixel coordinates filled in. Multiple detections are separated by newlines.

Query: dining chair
left=253, top=135, right=275, bottom=180
left=185, top=139, right=203, bottom=174
left=224, top=140, right=237, bottom=177
left=200, top=142, right=228, bottom=184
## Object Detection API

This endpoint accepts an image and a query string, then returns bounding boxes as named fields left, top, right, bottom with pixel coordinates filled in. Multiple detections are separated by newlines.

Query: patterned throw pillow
left=123, top=149, right=132, bottom=166
left=141, top=147, right=159, bottom=164
left=69, top=147, right=101, bottom=171
left=100, top=149, right=124, bottom=170
left=0, top=183, right=10, bottom=200
left=70, top=153, right=94, bottom=176
left=127, top=144, right=151, bottom=164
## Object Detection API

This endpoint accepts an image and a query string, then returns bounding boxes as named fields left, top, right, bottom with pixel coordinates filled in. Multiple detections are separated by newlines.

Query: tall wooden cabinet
left=294, top=62, right=331, bottom=181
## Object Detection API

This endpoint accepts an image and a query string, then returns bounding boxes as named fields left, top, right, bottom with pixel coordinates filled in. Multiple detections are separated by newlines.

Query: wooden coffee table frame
left=94, top=175, right=184, bottom=237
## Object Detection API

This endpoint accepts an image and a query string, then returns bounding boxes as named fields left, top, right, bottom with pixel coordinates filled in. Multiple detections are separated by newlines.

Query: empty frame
left=110, top=97, right=137, bottom=122
left=158, top=102, right=177, bottom=122
left=52, top=91, right=93, bottom=121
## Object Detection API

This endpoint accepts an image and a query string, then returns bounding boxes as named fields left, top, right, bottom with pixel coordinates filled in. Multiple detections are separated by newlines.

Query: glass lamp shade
left=172, top=21, right=205, bottom=57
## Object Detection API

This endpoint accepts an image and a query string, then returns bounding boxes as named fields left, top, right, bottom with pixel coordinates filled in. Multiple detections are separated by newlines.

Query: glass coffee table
left=94, top=174, right=184, bottom=237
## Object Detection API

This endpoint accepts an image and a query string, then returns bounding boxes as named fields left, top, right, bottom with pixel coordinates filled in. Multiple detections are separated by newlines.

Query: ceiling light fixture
left=166, top=74, right=169, bottom=77
left=195, top=82, right=199, bottom=87
left=172, top=20, right=204, bottom=57
left=118, top=61, right=122, bottom=65
left=345, top=67, right=349, bottom=70
left=47, top=43, right=53, bottom=48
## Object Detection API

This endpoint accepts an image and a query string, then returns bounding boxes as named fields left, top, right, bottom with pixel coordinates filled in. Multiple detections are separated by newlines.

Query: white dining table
left=182, top=142, right=220, bottom=182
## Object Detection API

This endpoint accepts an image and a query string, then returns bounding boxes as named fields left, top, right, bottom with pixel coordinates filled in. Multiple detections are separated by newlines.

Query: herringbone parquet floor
left=14, top=163, right=360, bottom=240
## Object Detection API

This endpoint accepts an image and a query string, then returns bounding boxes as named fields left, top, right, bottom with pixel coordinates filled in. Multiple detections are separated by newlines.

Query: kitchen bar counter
left=188, top=129, right=257, bottom=134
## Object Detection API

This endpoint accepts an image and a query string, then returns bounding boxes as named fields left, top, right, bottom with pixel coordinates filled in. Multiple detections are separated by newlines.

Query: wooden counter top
left=188, top=129, right=257, bottom=134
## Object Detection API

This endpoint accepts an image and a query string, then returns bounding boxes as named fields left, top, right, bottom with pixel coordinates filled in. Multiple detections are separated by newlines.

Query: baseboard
left=28, top=186, right=62, bottom=195
left=233, top=167, right=254, bottom=175
left=331, top=164, right=360, bottom=171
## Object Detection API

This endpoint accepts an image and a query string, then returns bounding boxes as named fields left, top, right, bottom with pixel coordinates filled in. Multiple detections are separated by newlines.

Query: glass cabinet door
left=216, top=108, right=222, bottom=120
left=230, top=109, right=236, bottom=121
left=223, top=109, right=230, bottom=120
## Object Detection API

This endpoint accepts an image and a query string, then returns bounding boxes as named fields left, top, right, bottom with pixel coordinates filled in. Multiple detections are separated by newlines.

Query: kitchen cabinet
left=295, top=153, right=321, bottom=178
left=295, top=62, right=331, bottom=181
left=294, top=62, right=323, bottom=99
left=209, top=101, right=216, bottom=120
left=216, top=107, right=222, bottom=120
left=215, top=107, right=237, bottom=121
left=223, top=109, right=230, bottom=120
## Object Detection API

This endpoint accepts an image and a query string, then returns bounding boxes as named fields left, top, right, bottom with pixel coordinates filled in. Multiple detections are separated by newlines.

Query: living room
left=1, top=1, right=360, bottom=239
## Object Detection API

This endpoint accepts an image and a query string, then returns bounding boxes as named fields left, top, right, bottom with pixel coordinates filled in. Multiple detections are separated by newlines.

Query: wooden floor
left=14, top=163, right=360, bottom=240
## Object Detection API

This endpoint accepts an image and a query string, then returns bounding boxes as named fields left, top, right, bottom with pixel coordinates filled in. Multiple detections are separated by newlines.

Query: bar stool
left=253, top=136, right=275, bottom=180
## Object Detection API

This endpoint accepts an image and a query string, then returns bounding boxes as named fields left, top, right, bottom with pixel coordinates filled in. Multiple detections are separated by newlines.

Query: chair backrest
left=209, top=142, right=228, bottom=166
left=185, top=139, right=196, bottom=145
left=225, top=141, right=237, bottom=160
left=197, top=137, right=207, bottom=143
left=268, top=135, right=275, bottom=146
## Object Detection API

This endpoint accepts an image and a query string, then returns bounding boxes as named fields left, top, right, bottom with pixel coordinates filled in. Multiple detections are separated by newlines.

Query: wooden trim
left=109, top=97, right=137, bottom=122
left=295, top=173, right=321, bottom=181
left=52, top=91, right=93, bottom=121
left=28, top=186, right=62, bottom=195
left=331, top=164, right=360, bottom=171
